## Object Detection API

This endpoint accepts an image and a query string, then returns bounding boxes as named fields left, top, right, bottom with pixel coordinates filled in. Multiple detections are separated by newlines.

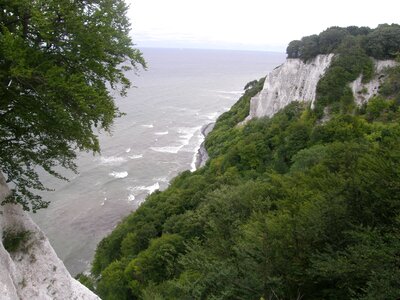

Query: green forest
left=85, top=25, right=400, bottom=299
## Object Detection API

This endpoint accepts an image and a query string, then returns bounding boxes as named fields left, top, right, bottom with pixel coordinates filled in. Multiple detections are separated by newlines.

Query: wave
left=128, top=194, right=135, bottom=202
left=206, top=112, right=219, bottom=120
left=125, top=148, right=131, bottom=153
left=216, top=90, right=244, bottom=95
left=141, top=124, right=154, bottom=128
left=155, top=131, right=169, bottom=135
left=152, top=176, right=168, bottom=183
left=190, top=152, right=198, bottom=172
left=128, top=154, right=143, bottom=159
left=178, top=126, right=201, bottom=146
left=128, top=182, right=160, bottom=195
left=100, top=156, right=127, bottom=165
left=150, top=146, right=183, bottom=154
left=109, top=171, right=128, bottom=179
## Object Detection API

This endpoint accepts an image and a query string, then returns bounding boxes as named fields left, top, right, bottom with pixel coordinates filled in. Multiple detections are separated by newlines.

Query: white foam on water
left=216, top=90, right=244, bottom=95
left=152, top=176, right=168, bottom=183
left=146, top=182, right=160, bottom=194
left=126, top=148, right=131, bottom=153
left=128, top=182, right=160, bottom=195
left=99, top=156, right=127, bottom=165
left=190, top=128, right=206, bottom=172
left=141, top=124, right=154, bottom=128
left=178, top=126, right=201, bottom=146
left=128, top=154, right=143, bottom=159
left=206, top=112, right=219, bottom=120
left=109, top=171, right=128, bottom=179
left=101, top=197, right=107, bottom=206
left=150, top=146, right=183, bottom=154
left=190, top=153, right=198, bottom=172
left=128, top=194, right=135, bottom=202
left=155, top=131, right=169, bottom=135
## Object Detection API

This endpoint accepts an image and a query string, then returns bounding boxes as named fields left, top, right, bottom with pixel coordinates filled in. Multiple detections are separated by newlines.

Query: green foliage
left=97, top=260, right=131, bottom=300
left=318, top=27, right=349, bottom=54
left=91, top=26, right=400, bottom=299
left=299, top=34, right=320, bottom=62
left=314, top=36, right=374, bottom=116
left=0, top=0, right=145, bottom=211
left=286, top=24, right=399, bottom=62
left=379, top=63, right=400, bottom=104
left=2, top=229, right=31, bottom=253
left=365, top=23, right=400, bottom=59
left=286, top=40, right=302, bottom=59
left=76, top=273, right=95, bottom=292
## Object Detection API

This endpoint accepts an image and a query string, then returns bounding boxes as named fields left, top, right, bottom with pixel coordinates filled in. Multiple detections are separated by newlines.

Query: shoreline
left=194, top=122, right=215, bottom=170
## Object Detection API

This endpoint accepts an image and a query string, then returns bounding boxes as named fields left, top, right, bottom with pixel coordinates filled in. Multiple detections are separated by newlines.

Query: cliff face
left=350, top=59, right=398, bottom=105
left=246, top=55, right=397, bottom=121
left=246, top=54, right=334, bottom=120
left=0, top=174, right=99, bottom=300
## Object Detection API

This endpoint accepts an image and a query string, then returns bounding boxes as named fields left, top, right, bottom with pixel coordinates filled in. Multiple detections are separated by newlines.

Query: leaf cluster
left=0, top=0, right=145, bottom=211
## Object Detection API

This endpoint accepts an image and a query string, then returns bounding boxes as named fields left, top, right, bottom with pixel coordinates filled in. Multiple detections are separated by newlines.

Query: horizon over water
left=31, top=47, right=286, bottom=276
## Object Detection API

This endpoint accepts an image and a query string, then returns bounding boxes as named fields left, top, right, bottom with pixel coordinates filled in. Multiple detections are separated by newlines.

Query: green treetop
left=0, top=0, right=145, bottom=212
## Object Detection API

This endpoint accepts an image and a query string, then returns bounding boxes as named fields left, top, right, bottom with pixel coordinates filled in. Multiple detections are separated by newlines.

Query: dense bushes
left=286, top=24, right=399, bottom=62
left=90, top=90, right=400, bottom=299
left=89, top=26, right=400, bottom=299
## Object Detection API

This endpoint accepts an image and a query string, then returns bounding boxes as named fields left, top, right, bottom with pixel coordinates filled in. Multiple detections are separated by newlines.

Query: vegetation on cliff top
left=89, top=26, right=400, bottom=299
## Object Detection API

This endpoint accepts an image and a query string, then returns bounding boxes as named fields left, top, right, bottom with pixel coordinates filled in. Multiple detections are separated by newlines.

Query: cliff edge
left=0, top=174, right=100, bottom=300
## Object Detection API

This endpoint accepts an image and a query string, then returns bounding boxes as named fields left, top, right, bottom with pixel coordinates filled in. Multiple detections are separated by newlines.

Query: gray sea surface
left=31, top=48, right=285, bottom=275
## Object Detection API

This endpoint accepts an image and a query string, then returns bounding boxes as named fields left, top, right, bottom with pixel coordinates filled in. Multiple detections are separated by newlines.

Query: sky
left=126, top=0, right=400, bottom=52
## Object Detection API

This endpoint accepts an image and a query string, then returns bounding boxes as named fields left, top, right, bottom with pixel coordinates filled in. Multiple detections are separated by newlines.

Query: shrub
left=2, top=229, right=31, bottom=253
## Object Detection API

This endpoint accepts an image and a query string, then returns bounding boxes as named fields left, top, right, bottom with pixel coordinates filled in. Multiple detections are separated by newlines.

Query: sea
left=31, top=48, right=286, bottom=276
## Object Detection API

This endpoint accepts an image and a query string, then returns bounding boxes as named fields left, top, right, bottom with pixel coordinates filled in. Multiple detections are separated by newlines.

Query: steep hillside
left=89, top=25, right=400, bottom=300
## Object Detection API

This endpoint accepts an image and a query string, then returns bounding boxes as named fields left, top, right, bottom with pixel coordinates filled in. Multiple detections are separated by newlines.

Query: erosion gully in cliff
left=0, top=173, right=99, bottom=300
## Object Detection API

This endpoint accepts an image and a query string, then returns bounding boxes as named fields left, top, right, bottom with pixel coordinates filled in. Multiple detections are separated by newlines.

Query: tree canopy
left=89, top=26, right=400, bottom=300
left=0, top=0, right=145, bottom=211
left=286, top=24, right=400, bottom=62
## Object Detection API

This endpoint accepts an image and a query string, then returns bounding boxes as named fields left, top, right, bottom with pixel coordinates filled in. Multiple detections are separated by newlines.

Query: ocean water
left=31, top=48, right=285, bottom=275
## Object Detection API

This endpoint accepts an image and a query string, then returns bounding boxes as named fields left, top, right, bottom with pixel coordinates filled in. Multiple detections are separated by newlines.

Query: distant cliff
left=245, top=55, right=397, bottom=121
left=0, top=174, right=99, bottom=300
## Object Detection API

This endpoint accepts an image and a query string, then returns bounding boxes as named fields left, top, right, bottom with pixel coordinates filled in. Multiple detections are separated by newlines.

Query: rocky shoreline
left=194, top=122, right=215, bottom=170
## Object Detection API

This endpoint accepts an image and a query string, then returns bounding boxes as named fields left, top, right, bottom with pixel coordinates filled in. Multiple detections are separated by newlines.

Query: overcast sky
left=126, top=0, right=400, bottom=52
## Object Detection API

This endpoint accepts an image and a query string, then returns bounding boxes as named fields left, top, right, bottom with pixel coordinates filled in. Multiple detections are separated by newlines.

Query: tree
left=318, top=26, right=348, bottom=54
left=365, top=23, right=400, bottom=59
left=299, top=34, right=319, bottom=62
left=0, top=0, right=145, bottom=211
left=286, top=40, right=302, bottom=58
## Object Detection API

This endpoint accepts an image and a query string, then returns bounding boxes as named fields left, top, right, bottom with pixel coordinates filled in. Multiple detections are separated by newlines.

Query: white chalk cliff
left=246, top=54, right=334, bottom=120
left=246, top=54, right=397, bottom=121
left=0, top=174, right=100, bottom=300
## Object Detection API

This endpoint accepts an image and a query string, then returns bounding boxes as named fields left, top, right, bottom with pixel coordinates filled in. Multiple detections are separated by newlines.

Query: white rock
left=350, top=59, right=398, bottom=106
left=246, top=54, right=334, bottom=120
left=0, top=173, right=100, bottom=300
left=245, top=55, right=398, bottom=122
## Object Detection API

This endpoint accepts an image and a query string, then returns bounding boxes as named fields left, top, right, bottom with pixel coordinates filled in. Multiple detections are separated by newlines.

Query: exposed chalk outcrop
left=245, top=55, right=397, bottom=121
left=0, top=174, right=100, bottom=300
left=350, top=59, right=398, bottom=105
left=246, top=54, right=334, bottom=120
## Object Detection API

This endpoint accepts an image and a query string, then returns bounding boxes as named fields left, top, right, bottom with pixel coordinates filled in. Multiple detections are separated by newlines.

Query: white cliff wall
left=247, top=54, right=334, bottom=120
left=0, top=174, right=100, bottom=300
left=246, top=54, right=398, bottom=122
